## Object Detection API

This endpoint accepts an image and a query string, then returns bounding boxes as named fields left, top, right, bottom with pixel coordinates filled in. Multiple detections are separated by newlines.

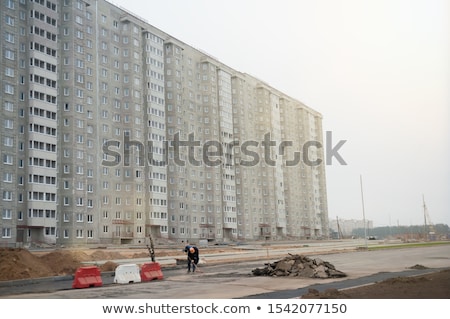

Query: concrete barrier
left=140, top=262, right=164, bottom=281
left=114, top=264, right=141, bottom=284
left=72, top=266, right=103, bottom=289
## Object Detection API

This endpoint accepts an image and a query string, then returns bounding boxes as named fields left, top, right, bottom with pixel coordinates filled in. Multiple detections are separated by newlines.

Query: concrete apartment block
left=0, top=0, right=328, bottom=247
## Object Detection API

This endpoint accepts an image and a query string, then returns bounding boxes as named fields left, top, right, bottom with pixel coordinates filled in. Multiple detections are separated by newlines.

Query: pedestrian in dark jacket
left=184, top=245, right=199, bottom=272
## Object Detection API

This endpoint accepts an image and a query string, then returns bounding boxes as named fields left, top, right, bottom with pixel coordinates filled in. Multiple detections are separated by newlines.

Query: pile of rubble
left=252, top=254, right=347, bottom=278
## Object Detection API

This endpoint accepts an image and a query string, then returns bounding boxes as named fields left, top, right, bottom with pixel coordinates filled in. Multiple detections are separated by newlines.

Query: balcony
left=200, top=223, right=214, bottom=228
left=112, top=219, right=132, bottom=225
left=146, top=218, right=167, bottom=227
left=276, top=222, right=286, bottom=228
left=26, top=218, right=55, bottom=228
left=223, top=222, right=236, bottom=229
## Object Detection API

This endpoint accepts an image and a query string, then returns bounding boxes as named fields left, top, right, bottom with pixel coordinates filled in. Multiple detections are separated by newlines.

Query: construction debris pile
left=252, top=254, right=347, bottom=278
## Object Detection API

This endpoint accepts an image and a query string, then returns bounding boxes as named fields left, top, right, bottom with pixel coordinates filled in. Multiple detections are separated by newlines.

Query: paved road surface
left=1, top=243, right=449, bottom=299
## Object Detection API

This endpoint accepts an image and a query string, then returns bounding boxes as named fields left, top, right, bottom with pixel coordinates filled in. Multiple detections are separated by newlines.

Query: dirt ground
left=1, top=248, right=449, bottom=298
left=300, top=268, right=450, bottom=299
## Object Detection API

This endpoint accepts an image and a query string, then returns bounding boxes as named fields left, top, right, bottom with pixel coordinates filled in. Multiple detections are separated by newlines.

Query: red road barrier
left=140, top=262, right=164, bottom=281
left=72, top=266, right=103, bottom=289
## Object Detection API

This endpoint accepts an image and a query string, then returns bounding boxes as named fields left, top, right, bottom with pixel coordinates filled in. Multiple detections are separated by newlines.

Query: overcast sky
left=112, top=0, right=449, bottom=227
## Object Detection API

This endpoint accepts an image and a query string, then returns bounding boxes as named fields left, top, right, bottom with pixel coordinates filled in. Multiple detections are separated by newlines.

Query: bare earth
left=300, top=268, right=450, bottom=299
left=1, top=248, right=449, bottom=298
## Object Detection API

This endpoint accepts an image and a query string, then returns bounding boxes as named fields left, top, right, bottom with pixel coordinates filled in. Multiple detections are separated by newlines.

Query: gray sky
left=112, top=0, right=449, bottom=227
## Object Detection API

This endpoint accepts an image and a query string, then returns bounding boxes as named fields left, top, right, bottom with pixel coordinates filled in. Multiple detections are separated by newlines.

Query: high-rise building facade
left=1, top=0, right=59, bottom=246
left=0, top=0, right=328, bottom=247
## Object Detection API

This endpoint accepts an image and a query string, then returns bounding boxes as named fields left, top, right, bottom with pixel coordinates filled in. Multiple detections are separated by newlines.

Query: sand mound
left=99, top=261, right=119, bottom=272
left=0, top=248, right=84, bottom=281
left=40, top=250, right=85, bottom=275
left=88, top=250, right=127, bottom=261
left=132, top=252, right=151, bottom=259
left=0, top=248, right=149, bottom=281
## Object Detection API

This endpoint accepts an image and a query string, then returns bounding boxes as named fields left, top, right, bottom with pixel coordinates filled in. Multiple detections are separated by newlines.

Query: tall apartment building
left=1, top=0, right=328, bottom=247
left=1, top=0, right=59, bottom=246
left=231, top=74, right=329, bottom=240
left=280, top=96, right=329, bottom=238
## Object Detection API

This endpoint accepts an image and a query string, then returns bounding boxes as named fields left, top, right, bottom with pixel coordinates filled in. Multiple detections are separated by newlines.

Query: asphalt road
left=1, top=243, right=449, bottom=299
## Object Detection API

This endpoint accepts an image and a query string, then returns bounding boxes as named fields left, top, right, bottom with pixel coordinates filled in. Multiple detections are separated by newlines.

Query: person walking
left=184, top=245, right=199, bottom=273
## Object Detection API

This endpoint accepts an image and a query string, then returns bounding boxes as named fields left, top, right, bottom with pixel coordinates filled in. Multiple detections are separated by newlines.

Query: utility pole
left=336, top=216, right=344, bottom=239
left=360, top=175, right=368, bottom=249
left=423, top=194, right=428, bottom=240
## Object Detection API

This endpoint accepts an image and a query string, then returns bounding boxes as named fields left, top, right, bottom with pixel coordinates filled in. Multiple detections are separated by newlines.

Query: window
left=4, top=46, right=14, bottom=60
left=3, top=119, right=14, bottom=129
left=6, top=0, right=14, bottom=9
left=3, top=154, right=13, bottom=165
left=5, top=31, right=16, bottom=44
left=75, top=15, right=83, bottom=24
left=2, top=228, right=12, bottom=238
left=3, top=191, right=13, bottom=201
left=45, top=227, right=56, bottom=236
left=4, top=137, right=13, bottom=147
left=4, top=101, right=14, bottom=112
left=5, top=15, right=14, bottom=26
left=5, top=84, right=14, bottom=94
left=5, top=67, right=14, bottom=77
left=76, top=0, right=84, bottom=10
left=76, top=74, right=84, bottom=83
left=2, top=209, right=12, bottom=219
left=76, top=30, right=83, bottom=39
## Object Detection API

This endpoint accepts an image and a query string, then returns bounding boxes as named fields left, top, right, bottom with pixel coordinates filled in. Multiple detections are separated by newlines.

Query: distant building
left=0, top=0, right=328, bottom=247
